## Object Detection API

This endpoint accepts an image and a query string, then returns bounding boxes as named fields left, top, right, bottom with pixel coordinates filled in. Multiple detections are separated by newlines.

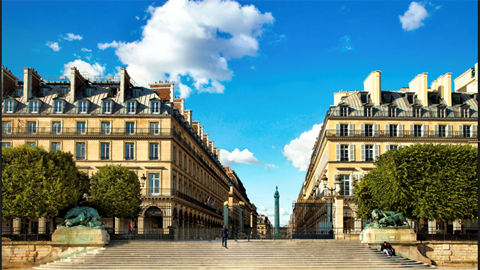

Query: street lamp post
left=140, top=174, right=147, bottom=196
left=322, top=175, right=343, bottom=234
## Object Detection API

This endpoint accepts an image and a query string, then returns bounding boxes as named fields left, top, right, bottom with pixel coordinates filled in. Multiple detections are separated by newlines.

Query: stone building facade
left=1, top=66, right=257, bottom=238
left=293, top=63, right=478, bottom=238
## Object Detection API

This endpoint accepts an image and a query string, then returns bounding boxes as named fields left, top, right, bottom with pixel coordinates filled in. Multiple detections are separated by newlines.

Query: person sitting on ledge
left=380, top=241, right=396, bottom=257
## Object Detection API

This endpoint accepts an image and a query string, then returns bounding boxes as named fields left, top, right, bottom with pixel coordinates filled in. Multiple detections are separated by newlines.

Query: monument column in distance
left=274, top=186, right=280, bottom=237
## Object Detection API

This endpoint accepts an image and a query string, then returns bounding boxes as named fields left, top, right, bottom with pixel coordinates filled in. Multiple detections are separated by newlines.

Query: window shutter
left=472, top=124, right=477, bottom=138
left=349, top=144, right=355, bottom=161
left=336, top=123, right=340, bottom=136
left=385, top=124, right=390, bottom=137
left=85, top=120, right=88, bottom=134
left=348, top=123, right=354, bottom=137
left=409, top=124, right=414, bottom=137
left=459, top=124, right=463, bottom=137
left=422, top=124, right=428, bottom=137
left=398, top=124, right=403, bottom=137
left=60, top=120, right=63, bottom=135
left=336, top=144, right=340, bottom=161
left=360, top=144, right=365, bottom=161
left=373, top=124, right=379, bottom=137
left=385, top=143, right=390, bottom=152
left=360, top=123, right=365, bottom=136
left=374, top=144, right=380, bottom=160
left=447, top=124, right=453, bottom=138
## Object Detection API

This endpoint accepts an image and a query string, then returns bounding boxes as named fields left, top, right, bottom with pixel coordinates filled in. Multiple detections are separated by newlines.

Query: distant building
left=257, top=214, right=272, bottom=239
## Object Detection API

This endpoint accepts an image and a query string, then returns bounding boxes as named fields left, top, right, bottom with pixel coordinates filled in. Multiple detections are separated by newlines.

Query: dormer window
left=340, top=106, right=349, bottom=117
left=85, top=88, right=94, bottom=97
left=438, top=107, right=446, bottom=118
left=126, top=100, right=137, bottom=114
left=413, top=107, right=422, bottom=117
left=4, top=100, right=15, bottom=113
left=53, top=100, right=65, bottom=114
left=364, top=107, right=373, bottom=117
left=29, top=100, right=39, bottom=113
left=151, top=100, right=160, bottom=114
left=61, top=87, right=69, bottom=95
left=133, top=89, right=140, bottom=98
left=78, top=100, right=89, bottom=114
left=389, top=107, right=397, bottom=117
left=406, top=94, right=414, bottom=104
left=360, top=93, right=368, bottom=104
left=102, top=100, right=113, bottom=114
left=462, top=108, right=469, bottom=118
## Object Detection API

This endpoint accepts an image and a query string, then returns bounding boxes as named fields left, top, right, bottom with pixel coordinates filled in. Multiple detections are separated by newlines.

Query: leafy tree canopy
left=353, top=144, right=478, bottom=221
left=88, top=165, right=141, bottom=218
left=2, top=146, right=82, bottom=219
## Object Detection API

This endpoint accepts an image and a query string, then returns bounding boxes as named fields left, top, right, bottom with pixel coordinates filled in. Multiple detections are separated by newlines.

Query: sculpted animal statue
left=367, top=209, right=409, bottom=229
left=57, top=206, right=105, bottom=229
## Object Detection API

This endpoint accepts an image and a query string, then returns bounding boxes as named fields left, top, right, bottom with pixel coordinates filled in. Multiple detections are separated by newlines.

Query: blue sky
left=2, top=0, right=478, bottom=225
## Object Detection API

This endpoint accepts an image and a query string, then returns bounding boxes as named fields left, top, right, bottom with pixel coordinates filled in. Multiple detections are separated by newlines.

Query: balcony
left=329, top=109, right=478, bottom=119
left=325, top=130, right=476, bottom=139
left=1, top=127, right=173, bottom=137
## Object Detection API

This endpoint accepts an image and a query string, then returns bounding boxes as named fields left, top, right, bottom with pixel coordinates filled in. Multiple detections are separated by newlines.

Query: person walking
left=221, top=225, right=228, bottom=248
left=128, top=220, right=134, bottom=240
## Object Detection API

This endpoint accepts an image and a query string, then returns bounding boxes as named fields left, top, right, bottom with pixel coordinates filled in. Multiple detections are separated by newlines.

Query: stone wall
left=418, top=241, right=478, bottom=267
left=2, top=240, right=102, bottom=269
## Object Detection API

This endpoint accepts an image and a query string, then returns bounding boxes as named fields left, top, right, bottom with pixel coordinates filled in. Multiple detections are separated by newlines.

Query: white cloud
left=98, top=41, right=122, bottom=50
left=250, top=66, right=256, bottom=70
left=99, top=0, right=274, bottom=97
left=220, top=148, right=261, bottom=167
left=46, top=41, right=61, bottom=52
left=62, top=59, right=106, bottom=79
left=64, top=33, right=83, bottom=41
left=136, top=16, right=140, bottom=20
left=399, top=2, right=429, bottom=31
left=264, top=163, right=276, bottom=169
left=81, top=48, right=92, bottom=52
left=283, top=123, right=323, bottom=171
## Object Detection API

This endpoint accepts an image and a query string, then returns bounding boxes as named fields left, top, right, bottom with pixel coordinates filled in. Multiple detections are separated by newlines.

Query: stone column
left=13, top=218, right=21, bottom=235
left=223, top=201, right=229, bottom=228
left=428, top=220, right=436, bottom=234
left=115, top=218, right=123, bottom=234
left=335, top=196, right=344, bottom=239
left=138, top=217, right=144, bottom=234
left=453, top=220, right=462, bottom=234
left=38, top=217, right=46, bottom=234
left=354, top=218, right=362, bottom=234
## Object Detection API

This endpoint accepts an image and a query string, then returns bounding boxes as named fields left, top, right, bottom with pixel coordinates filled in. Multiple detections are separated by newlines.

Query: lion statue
left=57, top=206, right=105, bottom=229
left=366, top=209, right=409, bottom=229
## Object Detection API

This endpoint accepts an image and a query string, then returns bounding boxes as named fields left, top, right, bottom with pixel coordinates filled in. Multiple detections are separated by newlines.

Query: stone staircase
left=34, top=240, right=432, bottom=269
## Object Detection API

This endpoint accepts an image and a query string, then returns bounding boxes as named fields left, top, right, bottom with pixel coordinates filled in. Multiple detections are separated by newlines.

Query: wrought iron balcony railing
left=329, top=109, right=478, bottom=118
left=325, top=130, right=477, bottom=139
left=1, top=127, right=172, bottom=136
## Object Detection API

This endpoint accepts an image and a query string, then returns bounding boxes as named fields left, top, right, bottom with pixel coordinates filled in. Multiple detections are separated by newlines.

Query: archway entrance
left=144, top=207, right=164, bottom=234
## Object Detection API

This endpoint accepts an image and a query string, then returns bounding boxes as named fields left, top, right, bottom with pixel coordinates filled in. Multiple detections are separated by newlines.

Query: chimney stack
left=184, top=110, right=192, bottom=125
left=150, top=82, right=174, bottom=102
left=120, top=68, right=131, bottom=103
left=2, top=67, right=18, bottom=99
left=409, top=73, right=428, bottom=106
left=431, top=73, right=452, bottom=106
left=363, top=70, right=381, bottom=105
left=69, top=67, right=87, bottom=102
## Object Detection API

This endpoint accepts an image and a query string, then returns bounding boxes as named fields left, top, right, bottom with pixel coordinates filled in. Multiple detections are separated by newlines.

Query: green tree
left=2, top=145, right=82, bottom=219
left=88, top=165, right=141, bottom=218
left=353, top=144, right=478, bottom=221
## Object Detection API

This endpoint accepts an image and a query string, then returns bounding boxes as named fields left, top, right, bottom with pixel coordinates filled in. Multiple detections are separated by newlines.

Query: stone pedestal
left=52, top=228, right=109, bottom=245
left=360, top=228, right=416, bottom=244
left=13, top=218, right=21, bottom=235
left=38, top=217, right=46, bottom=234
left=334, top=196, right=344, bottom=239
